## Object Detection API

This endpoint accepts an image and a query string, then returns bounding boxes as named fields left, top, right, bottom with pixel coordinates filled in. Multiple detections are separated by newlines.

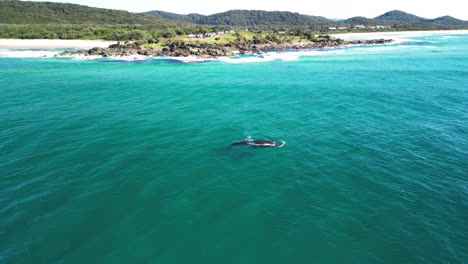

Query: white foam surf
left=71, top=55, right=102, bottom=61
left=166, top=56, right=215, bottom=63
left=218, top=49, right=345, bottom=64
left=108, top=55, right=148, bottom=61
left=0, top=49, right=59, bottom=58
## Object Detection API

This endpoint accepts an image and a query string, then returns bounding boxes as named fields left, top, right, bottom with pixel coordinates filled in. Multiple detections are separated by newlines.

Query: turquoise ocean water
left=1, top=32, right=467, bottom=263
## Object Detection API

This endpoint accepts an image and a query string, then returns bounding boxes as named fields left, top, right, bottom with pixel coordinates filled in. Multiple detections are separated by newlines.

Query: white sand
left=0, top=39, right=117, bottom=49
left=331, top=30, right=468, bottom=40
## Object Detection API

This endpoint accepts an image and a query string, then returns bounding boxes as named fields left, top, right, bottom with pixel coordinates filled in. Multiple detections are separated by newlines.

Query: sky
left=26, top=0, right=468, bottom=20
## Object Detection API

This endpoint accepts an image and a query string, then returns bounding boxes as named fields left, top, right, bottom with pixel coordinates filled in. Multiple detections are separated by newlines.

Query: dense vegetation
left=342, top=10, right=468, bottom=27
left=430, top=16, right=468, bottom=26
left=0, top=1, right=220, bottom=41
left=144, top=10, right=196, bottom=23
left=147, top=9, right=468, bottom=30
left=0, top=1, right=467, bottom=41
left=147, top=10, right=331, bottom=27
left=374, top=10, right=427, bottom=24
left=341, top=17, right=379, bottom=25
left=0, top=23, right=238, bottom=44
left=0, top=0, right=184, bottom=25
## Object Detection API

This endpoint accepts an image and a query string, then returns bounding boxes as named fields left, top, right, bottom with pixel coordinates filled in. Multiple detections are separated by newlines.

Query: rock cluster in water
left=57, top=38, right=393, bottom=58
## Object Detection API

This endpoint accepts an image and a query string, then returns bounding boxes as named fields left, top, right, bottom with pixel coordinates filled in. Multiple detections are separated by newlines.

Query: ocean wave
left=166, top=56, right=215, bottom=63
left=219, top=49, right=345, bottom=64
left=71, top=54, right=102, bottom=60
left=344, top=42, right=440, bottom=54
left=68, top=54, right=147, bottom=61
left=71, top=54, right=212, bottom=63
left=438, top=35, right=460, bottom=39
left=0, top=49, right=59, bottom=58
left=0, top=39, right=435, bottom=63
left=390, top=37, right=412, bottom=44
left=109, top=54, right=149, bottom=61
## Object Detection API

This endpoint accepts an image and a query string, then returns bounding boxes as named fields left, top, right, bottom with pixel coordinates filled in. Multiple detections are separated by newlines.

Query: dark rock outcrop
left=57, top=38, right=393, bottom=58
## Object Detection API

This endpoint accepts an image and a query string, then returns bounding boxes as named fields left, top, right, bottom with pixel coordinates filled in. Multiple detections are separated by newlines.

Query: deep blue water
left=0, top=32, right=467, bottom=263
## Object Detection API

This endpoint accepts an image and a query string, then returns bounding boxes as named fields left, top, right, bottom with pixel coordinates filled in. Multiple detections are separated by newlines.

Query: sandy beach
left=1, top=30, right=467, bottom=49
left=331, top=29, right=468, bottom=40
left=0, top=39, right=117, bottom=49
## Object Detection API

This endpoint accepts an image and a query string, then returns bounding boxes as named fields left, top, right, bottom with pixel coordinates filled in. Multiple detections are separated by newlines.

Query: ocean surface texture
left=1, top=32, right=467, bottom=264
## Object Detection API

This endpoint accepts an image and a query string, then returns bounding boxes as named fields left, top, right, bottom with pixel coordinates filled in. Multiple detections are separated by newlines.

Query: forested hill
left=1, top=1, right=467, bottom=40
left=1, top=1, right=466, bottom=28
left=373, top=10, right=468, bottom=25
left=430, top=16, right=468, bottom=26
left=336, top=10, right=468, bottom=27
left=0, top=1, right=187, bottom=26
left=342, top=17, right=379, bottom=25
left=144, top=10, right=196, bottom=23
left=146, top=10, right=332, bottom=26
left=0, top=1, right=195, bottom=40
left=375, top=10, right=427, bottom=24
left=147, top=9, right=468, bottom=28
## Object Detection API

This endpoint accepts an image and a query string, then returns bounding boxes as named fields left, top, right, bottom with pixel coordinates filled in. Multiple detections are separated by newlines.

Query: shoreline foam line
left=331, top=29, right=468, bottom=40
left=0, top=39, right=117, bottom=49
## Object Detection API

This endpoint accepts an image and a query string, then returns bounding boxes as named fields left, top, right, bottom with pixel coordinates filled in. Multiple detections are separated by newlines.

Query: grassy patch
left=204, top=34, right=237, bottom=44
left=165, top=33, right=239, bottom=45
left=143, top=43, right=163, bottom=49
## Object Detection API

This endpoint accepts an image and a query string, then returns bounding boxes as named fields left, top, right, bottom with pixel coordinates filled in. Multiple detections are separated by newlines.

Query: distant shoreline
left=0, top=30, right=467, bottom=50
left=0, top=39, right=117, bottom=49
left=331, top=29, right=468, bottom=40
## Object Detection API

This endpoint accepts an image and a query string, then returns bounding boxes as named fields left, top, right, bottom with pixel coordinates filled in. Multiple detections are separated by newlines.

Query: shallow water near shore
left=1, top=33, right=467, bottom=263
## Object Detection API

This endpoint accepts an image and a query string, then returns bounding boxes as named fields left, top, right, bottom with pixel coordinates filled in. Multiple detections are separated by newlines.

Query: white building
left=337, top=27, right=348, bottom=30
left=376, top=25, right=385, bottom=29
left=328, top=27, right=337, bottom=30
left=187, top=30, right=235, bottom=39
left=354, top=25, right=366, bottom=29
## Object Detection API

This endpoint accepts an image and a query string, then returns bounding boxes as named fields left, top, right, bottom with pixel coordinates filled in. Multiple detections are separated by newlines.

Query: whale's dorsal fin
left=243, top=136, right=252, bottom=141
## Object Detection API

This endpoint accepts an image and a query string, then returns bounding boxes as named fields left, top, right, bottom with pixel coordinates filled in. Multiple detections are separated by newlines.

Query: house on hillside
left=376, top=25, right=385, bottom=29
left=328, top=27, right=337, bottom=30
left=187, top=34, right=196, bottom=38
left=337, top=26, right=348, bottom=30
left=354, top=25, right=366, bottom=29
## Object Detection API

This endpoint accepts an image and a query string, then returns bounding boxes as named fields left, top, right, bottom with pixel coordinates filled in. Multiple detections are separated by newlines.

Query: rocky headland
left=57, top=38, right=393, bottom=58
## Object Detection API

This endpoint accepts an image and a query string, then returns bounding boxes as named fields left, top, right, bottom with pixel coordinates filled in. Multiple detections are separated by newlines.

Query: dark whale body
left=230, top=136, right=285, bottom=148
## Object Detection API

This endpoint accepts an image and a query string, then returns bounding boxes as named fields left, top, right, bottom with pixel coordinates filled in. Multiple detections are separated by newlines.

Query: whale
left=230, top=136, right=285, bottom=148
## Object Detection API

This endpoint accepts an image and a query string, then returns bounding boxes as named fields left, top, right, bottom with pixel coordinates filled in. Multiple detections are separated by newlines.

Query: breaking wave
left=0, top=49, right=59, bottom=58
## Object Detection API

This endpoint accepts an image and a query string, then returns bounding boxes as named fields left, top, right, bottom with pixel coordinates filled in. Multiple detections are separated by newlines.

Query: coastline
left=1, top=29, right=467, bottom=59
left=0, top=30, right=467, bottom=49
left=54, top=38, right=392, bottom=59
left=0, top=39, right=117, bottom=49
left=331, top=29, right=468, bottom=40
